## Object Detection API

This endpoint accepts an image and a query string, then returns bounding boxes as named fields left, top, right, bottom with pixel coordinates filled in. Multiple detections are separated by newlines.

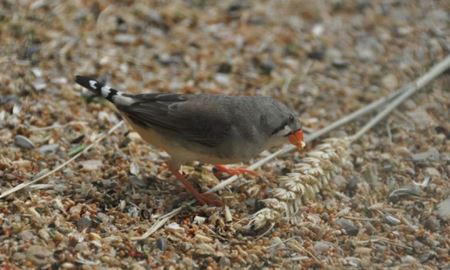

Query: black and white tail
left=75, top=75, right=135, bottom=106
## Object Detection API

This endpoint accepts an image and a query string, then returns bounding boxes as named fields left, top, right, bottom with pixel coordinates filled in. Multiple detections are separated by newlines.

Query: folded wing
left=117, top=94, right=231, bottom=148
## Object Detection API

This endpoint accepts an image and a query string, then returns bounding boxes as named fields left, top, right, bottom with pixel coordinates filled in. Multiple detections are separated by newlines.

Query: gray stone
left=336, top=218, right=359, bottom=236
left=38, top=144, right=59, bottom=154
left=14, top=135, right=35, bottom=149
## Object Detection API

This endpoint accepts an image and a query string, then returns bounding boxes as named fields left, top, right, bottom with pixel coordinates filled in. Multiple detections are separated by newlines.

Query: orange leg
left=213, top=164, right=258, bottom=178
left=168, top=164, right=223, bottom=207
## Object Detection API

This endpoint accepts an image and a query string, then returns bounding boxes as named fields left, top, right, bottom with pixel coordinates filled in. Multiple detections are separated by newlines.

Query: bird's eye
left=289, top=115, right=295, bottom=122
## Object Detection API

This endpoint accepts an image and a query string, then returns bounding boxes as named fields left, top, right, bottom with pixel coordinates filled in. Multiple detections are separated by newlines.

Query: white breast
left=124, top=117, right=241, bottom=166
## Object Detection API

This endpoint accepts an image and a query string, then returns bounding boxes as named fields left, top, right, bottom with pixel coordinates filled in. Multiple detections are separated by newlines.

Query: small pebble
left=19, top=230, right=35, bottom=241
left=166, top=222, right=184, bottom=232
left=193, top=216, right=206, bottom=225
left=96, top=212, right=110, bottom=223
left=129, top=175, right=147, bottom=188
left=61, top=262, right=76, bottom=269
left=12, top=104, right=21, bottom=115
left=13, top=159, right=32, bottom=170
left=131, top=263, right=146, bottom=270
left=38, top=228, right=50, bottom=242
left=114, top=34, right=137, bottom=44
left=38, top=143, right=59, bottom=154
left=54, top=183, right=68, bottom=193
left=156, top=237, right=167, bottom=251
left=381, top=74, right=398, bottom=90
left=75, top=242, right=90, bottom=254
left=314, top=241, right=333, bottom=254
left=5, top=173, right=16, bottom=180
left=77, top=217, right=92, bottom=231
left=130, top=162, right=140, bottom=175
left=332, top=175, right=347, bottom=190
left=224, top=205, right=233, bottom=223
left=214, top=74, right=231, bottom=86
left=424, top=167, right=440, bottom=178
left=436, top=197, right=450, bottom=220
left=332, top=59, right=349, bottom=68
left=422, top=216, right=440, bottom=232
left=258, top=60, right=275, bottom=74
left=12, top=252, right=26, bottom=263
left=411, top=148, right=440, bottom=161
left=32, top=78, right=47, bottom=91
left=401, top=255, right=417, bottom=264
left=31, top=67, right=43, bottom=77
left=407, top=109, right=435, bottom=129
left=344, top=256, right=361, bottom=267
left=419, top=251, right=436, bottom=263
left=336, top=218, right=359, bottom=236
left=26, top=245, right=52, bottom=266
left=355, top=247, right=372, bottom=255
left=384, top=214, right=401, bottom=226
left=217, top=62, right=232, bottom=73
left=80, top=160, right=103, bottom=170
left=14, top=135, right=35, bottom=149
left=357, top=48, right=375, bottom=61
left=219, top=256, right=231, bottom=268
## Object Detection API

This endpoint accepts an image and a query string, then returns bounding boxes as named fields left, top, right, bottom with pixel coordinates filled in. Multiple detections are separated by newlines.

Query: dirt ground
left=0, top=0, right=449, bottom=269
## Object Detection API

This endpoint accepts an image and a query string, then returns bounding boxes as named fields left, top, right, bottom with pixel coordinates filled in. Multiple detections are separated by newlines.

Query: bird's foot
left=169, top=164, right=223, bottom=207
left=213, top=164, right=258, bottom=178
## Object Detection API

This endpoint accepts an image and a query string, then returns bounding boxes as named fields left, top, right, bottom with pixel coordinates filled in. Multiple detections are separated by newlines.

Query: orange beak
left=288, top=130, right=305, bottom=150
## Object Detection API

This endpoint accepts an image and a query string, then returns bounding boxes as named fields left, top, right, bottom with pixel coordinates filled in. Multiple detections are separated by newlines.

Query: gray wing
left=117, top=93, right=232, bottom=147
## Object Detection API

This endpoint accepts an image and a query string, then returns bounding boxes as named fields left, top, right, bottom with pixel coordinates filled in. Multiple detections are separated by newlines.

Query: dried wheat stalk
left=248, top=138, right=351, bottom=229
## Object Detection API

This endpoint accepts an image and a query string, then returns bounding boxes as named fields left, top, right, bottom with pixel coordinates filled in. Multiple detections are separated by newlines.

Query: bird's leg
left=167, top=164, right=223, bottom=207
left=213, top=164, right=258, bottom=178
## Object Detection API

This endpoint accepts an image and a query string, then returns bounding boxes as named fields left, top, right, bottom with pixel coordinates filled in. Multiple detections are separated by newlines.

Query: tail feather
left=75, top=75, right=135, bottom=106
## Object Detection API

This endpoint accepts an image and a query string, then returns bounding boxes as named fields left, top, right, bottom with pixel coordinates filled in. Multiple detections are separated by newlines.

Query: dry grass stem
left=0, top=121, right=125, bottom=199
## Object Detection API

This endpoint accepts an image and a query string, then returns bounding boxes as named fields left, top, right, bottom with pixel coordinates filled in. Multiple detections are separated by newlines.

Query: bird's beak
left=288, top=130, right=305, bottom=150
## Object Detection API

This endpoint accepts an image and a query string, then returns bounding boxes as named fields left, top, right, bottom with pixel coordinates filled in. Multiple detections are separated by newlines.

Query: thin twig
left=343, top=216, right=380, bottom=222
left=350, top=55, right=450, bottom=141
left=28, top=121, right=89, bottom=131
left=356, top=237, right=412, bottom=250
left=131, top=205, right=183, bottom=241
left=281, top=75, right=292, bottom=96
left=286, top=239, right=321, bottom=265
left=255, top=222, right=275, bottom=240
left=0, top=121, right=125, bottom=199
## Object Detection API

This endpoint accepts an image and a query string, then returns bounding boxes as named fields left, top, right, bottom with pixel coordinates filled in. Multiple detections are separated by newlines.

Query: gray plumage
left=75, top=76, right=301, bottom=167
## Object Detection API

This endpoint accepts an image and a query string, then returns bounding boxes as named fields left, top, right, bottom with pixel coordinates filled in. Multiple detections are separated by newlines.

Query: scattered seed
left=14, top=135, right=35, bottom=149
left=336, top=218, right=359, bottom=236
left=68, top=144, right=86, bottom=157
left=156, top=237, right=167, bottom=251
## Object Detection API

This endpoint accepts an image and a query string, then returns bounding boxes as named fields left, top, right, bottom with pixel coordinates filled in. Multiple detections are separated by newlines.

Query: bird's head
left=261, top=100, right=305, bottom=150
left=271, top=113, right=305, bottom=150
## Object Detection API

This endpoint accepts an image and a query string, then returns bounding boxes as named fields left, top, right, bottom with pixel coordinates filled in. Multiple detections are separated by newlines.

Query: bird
left=75, top=76, right=304, bottom=206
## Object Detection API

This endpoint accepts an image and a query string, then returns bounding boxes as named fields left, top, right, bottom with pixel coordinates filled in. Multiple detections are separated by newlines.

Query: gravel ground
left=0, top=0, right=449, bottom=269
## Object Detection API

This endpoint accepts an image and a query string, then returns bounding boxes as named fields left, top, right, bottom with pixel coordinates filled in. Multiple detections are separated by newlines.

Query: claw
left=213, top=164, right=258, bottom=178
